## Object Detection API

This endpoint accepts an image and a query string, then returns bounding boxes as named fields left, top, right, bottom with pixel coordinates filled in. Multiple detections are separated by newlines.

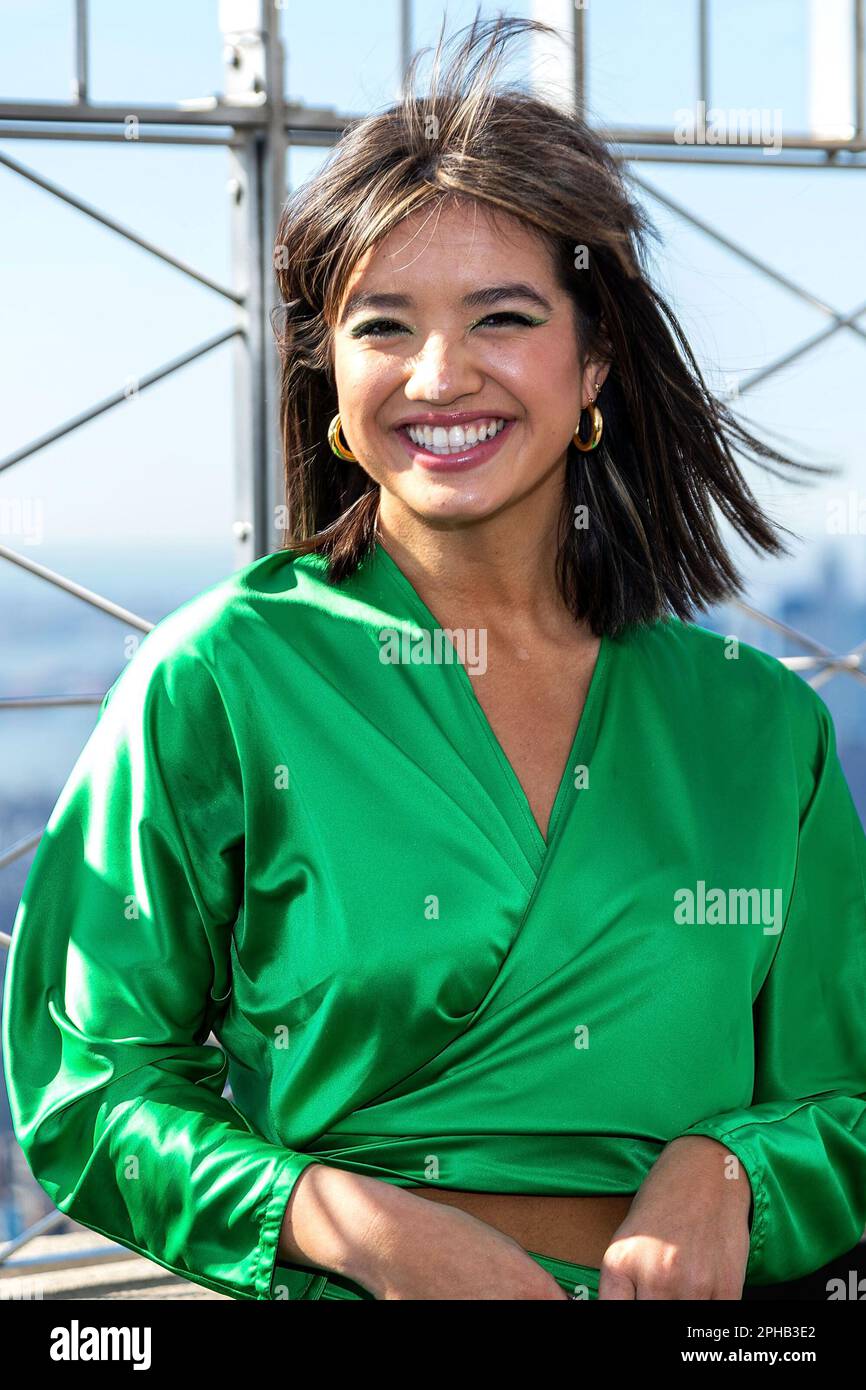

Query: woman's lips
left=395, top=419, right=516, bottom=471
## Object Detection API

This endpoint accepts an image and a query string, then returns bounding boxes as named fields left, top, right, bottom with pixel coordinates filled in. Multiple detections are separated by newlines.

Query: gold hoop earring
left=572, top=398, right=603, bottom=452
left=328, top=413, right=358, bottom=462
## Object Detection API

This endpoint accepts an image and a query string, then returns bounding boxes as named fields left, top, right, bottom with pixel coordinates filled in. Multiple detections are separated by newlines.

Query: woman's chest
left=464, top=635, right=601, bottom=843
left=227, top=744, right=791, bottom=1130
left=232, top=679, right=795, bottom=1039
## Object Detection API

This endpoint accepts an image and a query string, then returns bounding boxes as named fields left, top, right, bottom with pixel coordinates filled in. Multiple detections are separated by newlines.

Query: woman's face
left=330, top=199, right=608, bottom=527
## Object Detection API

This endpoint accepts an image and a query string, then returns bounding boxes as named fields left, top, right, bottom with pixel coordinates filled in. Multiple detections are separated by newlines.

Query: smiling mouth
left=395, top=417, right=516, bottom=470
left=403, top=417, right=510, bottom=454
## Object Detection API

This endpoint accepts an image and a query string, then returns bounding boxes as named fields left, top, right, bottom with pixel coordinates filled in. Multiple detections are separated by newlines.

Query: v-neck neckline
left=368, top=538, right=612, bottom=861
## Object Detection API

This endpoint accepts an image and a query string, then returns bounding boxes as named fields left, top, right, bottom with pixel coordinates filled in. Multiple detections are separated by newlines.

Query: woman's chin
left=399, top=490, right=511, bottom=526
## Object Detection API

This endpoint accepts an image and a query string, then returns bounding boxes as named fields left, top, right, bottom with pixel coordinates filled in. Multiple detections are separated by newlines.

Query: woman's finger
left=597, top=1266, right=636, bottom=1300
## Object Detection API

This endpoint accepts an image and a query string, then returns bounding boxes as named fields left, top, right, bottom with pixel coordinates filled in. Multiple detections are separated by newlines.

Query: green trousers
left=273, top=1251, right=601, bottom=1301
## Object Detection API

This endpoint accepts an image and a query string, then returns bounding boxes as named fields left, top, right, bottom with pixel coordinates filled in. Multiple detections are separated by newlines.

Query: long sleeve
left=675, top=666, right=866, bottom=1285
left=1, top=629, right=321, bottom=1300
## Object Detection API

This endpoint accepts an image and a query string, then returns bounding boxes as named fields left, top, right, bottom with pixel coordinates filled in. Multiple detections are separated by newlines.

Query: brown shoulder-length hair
left=271, top=11, right=825, bottom=637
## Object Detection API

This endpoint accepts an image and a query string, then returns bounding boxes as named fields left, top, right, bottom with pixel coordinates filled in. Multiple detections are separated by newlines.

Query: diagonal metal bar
left=0, top=829, right=43, bottom=872
left=734, top=302, right=866, bottom=392
left=726, top=598, right=866, bottom=689
left=729, top=597, right=839, bottom=657
left=810, top=636, right=866, bottom=690
left=0, top=326, right=243, bottom=473
left=631, top=174, right=866, bottom=343
left=0, top=542, right=154, bottom=630
left=785, top=652, right=864, bottom=675
left=632, top=174, right=866, bottom=396
left=0, top=1232, right=134, bottom=1271
left=0, top=150, right=243, bottom=304
left=0, top=694, right=104, bottom=708
left=0, top=1210, right=69, bottom=1260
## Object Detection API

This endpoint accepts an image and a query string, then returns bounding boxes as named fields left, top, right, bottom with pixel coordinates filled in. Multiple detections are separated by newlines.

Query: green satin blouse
left=3, top=540, right=866, bottom=1300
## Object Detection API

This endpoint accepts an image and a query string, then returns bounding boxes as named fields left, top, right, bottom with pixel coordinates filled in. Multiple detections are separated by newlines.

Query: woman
left=4, top=15, right=866, bottom=1302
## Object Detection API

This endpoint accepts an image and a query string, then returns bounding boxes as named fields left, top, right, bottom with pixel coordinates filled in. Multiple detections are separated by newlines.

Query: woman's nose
left=403, top=334, right=483, bottom=402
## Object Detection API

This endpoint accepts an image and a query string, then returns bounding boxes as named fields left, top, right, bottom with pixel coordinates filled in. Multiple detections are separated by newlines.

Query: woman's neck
left=376, top=486, right=583, bottom=641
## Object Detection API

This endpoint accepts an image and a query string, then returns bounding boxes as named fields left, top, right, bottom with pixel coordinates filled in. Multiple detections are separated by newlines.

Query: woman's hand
left=281, top=1164, right=569, bottom=1300
left=598, top=1135, right=753, bottom=1300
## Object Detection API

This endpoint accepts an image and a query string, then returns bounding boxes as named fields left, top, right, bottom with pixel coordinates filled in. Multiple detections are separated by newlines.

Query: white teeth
left=404, top=418, right=508, bottom=453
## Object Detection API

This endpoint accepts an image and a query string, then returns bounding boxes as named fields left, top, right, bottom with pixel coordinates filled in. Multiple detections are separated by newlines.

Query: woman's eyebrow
left=338, top=282, right=553, bottom=324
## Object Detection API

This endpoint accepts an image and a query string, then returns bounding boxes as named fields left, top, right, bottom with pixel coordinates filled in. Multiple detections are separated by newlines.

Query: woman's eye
left=351, top=319, right=408, bottom=338
left=474, top=312, right=541, bottom=329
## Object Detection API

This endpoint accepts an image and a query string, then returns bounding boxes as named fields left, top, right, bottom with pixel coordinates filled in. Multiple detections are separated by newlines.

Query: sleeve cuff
left=254, top=1154, right=324, bottom=1300
left=673, top=1122, right=770, bottom=1283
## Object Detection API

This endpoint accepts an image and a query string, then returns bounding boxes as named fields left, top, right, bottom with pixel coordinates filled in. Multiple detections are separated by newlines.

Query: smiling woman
left=4, top=12, right=866, bottom=1305
left=273, top=18, right=823, bottom=633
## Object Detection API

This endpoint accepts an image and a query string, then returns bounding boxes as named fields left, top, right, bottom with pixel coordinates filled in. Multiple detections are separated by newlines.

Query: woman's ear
left=595, top=319, right=613, bottom=382
left=582, top=318, right=612, bottom=396
left=582, top=355, right=611, bottom=402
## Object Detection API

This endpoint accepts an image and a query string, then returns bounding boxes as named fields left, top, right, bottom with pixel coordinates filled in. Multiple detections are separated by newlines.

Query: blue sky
left=1, top=0, right=864, bottom=616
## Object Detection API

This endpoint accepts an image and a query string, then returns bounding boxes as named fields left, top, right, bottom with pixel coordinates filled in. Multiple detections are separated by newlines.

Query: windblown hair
left=272, top=11, right=824, bottom=636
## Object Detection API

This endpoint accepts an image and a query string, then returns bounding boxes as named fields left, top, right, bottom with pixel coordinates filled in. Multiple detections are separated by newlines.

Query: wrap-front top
left=4, top=540, right=866, bottom=1299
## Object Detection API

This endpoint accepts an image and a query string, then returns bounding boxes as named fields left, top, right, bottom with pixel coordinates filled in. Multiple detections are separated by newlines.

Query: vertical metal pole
left=574, top=0, right=587, bottom=119
left=73, top=0, right=89, bottom=103
left=399, top=0, right=413, bottom=87
left=227, top=131, right=264, bottom=571
left=262, top=4, right=288, bottom=558
left=221, top=1, right=287, bottom=568
left=698, top=0, right=710, bottom=117
left=855, top=0, right=864, bottom=137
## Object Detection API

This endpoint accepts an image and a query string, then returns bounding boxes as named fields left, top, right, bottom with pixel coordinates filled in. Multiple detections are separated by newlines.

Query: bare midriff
left=404, top=1188, right=634, bottom=1267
